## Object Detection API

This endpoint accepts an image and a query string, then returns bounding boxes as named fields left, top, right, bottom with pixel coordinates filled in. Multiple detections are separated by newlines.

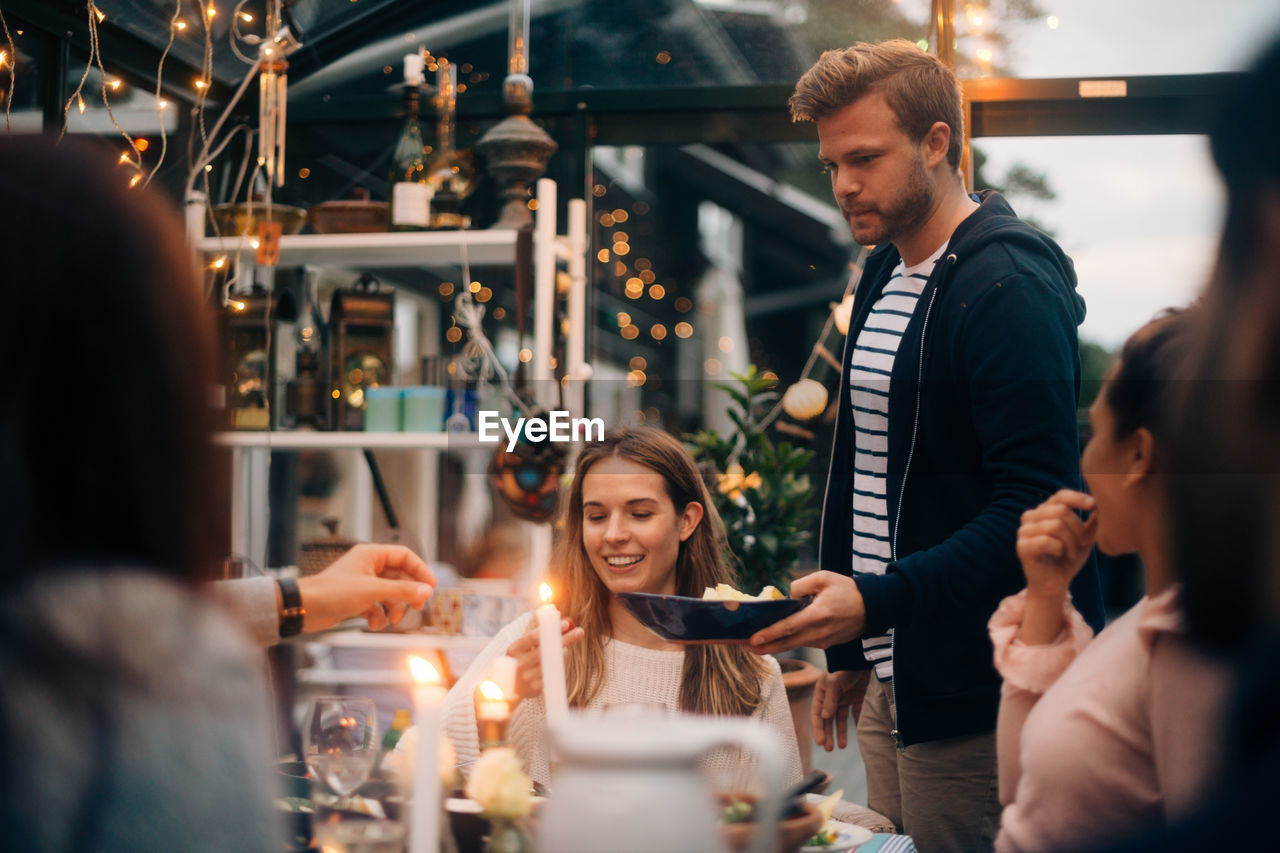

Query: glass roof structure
left=3, top=0, right=1279, bottom=409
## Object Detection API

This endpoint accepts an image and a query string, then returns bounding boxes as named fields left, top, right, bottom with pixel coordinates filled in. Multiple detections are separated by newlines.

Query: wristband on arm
left=276, top=577, right=306, bottom=638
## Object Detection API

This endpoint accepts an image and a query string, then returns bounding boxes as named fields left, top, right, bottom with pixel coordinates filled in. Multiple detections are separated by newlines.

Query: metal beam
left=286, top=73, right=1242, bottom=143
left=965, top=73, right=1239, bottom=137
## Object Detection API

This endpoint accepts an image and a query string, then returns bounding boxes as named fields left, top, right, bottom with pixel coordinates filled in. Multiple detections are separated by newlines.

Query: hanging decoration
left=449, top=233, right=566, bottom=525
left=250, top=0, right=300, bottom=189
left=758, top=246, right=868, bottom=434
left=781, top=378, right=829, bottom=422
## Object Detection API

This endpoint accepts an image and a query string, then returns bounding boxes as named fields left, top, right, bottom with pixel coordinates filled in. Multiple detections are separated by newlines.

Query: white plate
left=800, top=819, right=875, bottom=853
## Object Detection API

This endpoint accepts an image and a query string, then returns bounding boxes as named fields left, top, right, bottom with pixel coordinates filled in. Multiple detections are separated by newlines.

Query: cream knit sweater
left=443, top=610, right=804, bottom=792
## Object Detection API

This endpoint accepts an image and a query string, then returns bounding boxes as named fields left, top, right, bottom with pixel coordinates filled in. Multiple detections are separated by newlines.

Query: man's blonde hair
left=790, top=39, right=965, bottom=169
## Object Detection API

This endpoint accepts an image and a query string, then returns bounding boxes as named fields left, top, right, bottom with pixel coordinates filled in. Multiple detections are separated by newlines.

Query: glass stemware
left=303, top=696, right=379, bottom=802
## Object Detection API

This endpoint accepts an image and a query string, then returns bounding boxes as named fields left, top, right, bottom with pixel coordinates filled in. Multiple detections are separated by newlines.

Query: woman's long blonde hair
left=555, top=427, right=768, bottom=715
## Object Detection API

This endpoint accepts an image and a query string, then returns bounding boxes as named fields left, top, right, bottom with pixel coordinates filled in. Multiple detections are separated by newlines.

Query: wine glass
left=303, top=696, right=379, bottom=803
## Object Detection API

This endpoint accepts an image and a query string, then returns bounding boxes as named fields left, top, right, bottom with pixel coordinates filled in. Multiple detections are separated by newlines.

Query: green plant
left=687, top=366, right=818, bottom=596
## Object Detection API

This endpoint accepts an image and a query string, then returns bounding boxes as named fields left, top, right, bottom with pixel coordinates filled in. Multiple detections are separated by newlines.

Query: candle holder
left=477, top=716, right=511, bottom=751
left=475, top=679, right=512, bottom=750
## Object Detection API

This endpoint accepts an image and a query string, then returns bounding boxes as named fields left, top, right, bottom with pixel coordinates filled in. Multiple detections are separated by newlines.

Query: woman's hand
left=1014, top=489, right=1098, bottom=644
left=1016, top=489, right=1099, bottom=597
left=505, top=619, right=585, bottom=708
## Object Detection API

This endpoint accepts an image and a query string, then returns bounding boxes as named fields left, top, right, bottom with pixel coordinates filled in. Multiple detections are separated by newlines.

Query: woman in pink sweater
left=990, top=309, right=1229, bottom=853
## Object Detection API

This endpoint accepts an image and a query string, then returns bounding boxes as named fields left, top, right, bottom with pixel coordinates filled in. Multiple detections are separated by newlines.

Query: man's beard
left=847, top=155, right=936, bottom=247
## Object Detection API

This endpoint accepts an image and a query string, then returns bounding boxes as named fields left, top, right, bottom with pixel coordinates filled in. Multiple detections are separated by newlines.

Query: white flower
left=465, top=746, right=533, bottom=818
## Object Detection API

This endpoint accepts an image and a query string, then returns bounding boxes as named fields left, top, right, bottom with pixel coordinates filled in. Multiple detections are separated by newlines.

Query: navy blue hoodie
left=820, top=190, right=1105, bottom=746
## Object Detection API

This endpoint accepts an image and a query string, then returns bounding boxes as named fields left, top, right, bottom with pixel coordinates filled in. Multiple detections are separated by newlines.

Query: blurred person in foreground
left=750, top=39, right=1103, bottom=851
left=0, top=135, right=280, bottom=850
left=1085, top=31, right=1280, bottom=853
left=0, top=137, right=436, bottom=850
left=443, top=427, right=803, bottom=791
left=990, top=309, right=1228, bottom=852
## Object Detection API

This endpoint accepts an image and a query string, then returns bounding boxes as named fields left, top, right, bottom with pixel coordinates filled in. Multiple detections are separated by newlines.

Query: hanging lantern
left=782, top=378, right=829, bottom=421
left=831, top=293, right=855, bottom=336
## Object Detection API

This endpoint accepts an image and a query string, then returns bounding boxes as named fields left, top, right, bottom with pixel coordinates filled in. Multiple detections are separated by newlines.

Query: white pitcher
left=537, top=710, right=786, bottom=853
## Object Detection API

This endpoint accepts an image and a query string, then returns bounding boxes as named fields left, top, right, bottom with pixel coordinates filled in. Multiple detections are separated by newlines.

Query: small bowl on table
left=719, top=794, right=824, bottom=853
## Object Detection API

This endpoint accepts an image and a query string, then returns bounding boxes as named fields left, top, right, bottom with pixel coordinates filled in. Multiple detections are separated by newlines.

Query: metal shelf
left=193, top=229, right=518, bottom=268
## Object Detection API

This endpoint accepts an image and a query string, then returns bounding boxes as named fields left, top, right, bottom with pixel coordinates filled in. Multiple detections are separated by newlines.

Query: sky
left=965, top=0, right=1280, bottom=347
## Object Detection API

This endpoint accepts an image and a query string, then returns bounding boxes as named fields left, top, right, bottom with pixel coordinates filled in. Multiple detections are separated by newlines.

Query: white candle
left=536, top=582, right=569, bottom=723
left=408, top=655, right=446, bottom=853
left=489, top=655, right=518, bottom=701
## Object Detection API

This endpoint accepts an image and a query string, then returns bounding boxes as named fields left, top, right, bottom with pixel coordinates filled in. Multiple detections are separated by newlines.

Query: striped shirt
left=849, top=244, right=944, bottom=681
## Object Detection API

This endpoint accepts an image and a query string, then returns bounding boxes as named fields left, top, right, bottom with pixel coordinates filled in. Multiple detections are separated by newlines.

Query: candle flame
left=478, top=680, right=505, bottom=701
left=409, top=655, right=441, bottom=684
left=539, top=582, right=553, bottom=604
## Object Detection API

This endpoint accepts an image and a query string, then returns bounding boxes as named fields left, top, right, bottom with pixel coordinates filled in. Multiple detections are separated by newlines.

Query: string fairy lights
left=59, top=1, right=150, bottom=185
left=0, top=7, right=15, bottom=134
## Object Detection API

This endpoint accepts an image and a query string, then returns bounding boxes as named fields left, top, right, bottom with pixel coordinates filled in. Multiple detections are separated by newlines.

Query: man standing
left=750, top=40, right=1104, bottom=852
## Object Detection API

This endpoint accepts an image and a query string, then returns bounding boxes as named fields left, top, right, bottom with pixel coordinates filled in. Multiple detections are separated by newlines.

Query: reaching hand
left=1016, top=489, right=1098, bottom=599
left=297, top=543, right=436, bottom=633
left=748, top=571, right=867, bottom=654
left=505, top=619, right=585, bottom=707
left=812, top=669, right=871, bottom=751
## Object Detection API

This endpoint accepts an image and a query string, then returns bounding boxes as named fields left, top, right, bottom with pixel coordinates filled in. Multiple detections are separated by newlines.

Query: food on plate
left=720, top=797, right=754, bottom=824
left=701, top=582, right=786, bottom=602
left=805, top=788, right=845, bottom=847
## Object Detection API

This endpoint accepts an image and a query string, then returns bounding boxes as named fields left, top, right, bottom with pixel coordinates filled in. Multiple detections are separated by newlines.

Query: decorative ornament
left=488, top=418, right=565, bottom=522
left=782, top=378, right=829, bottom=421
left=475, top=0, right=558, bottom=229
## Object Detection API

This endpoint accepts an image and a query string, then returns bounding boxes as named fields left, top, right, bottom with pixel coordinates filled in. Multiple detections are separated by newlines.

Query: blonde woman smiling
left=444, top=427, right=803, bottom=789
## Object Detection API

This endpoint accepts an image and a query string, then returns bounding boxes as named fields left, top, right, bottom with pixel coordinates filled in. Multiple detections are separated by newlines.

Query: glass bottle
left=390, top=52, right=431, bottom=231
left=426, top=59, right=477, bottom=230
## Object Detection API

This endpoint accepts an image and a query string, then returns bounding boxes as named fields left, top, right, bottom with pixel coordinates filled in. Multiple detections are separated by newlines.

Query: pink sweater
left=989, top=586, right=1227, bottom=853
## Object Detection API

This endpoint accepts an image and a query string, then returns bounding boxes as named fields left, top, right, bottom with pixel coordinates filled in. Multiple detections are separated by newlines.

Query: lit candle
left=536, top=582, right=569, bottom=723
left=408, top=655, right=445, bottom=853
left=475, top=679, right=511, bottom=749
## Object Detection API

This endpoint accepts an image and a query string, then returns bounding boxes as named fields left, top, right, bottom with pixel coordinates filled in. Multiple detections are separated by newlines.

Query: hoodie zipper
left=887, top=261, right=946, bottom=748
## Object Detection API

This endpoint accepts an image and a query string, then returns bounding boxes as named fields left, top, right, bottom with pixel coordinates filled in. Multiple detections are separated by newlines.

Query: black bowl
left=616, top=592, right=813, bottom=643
